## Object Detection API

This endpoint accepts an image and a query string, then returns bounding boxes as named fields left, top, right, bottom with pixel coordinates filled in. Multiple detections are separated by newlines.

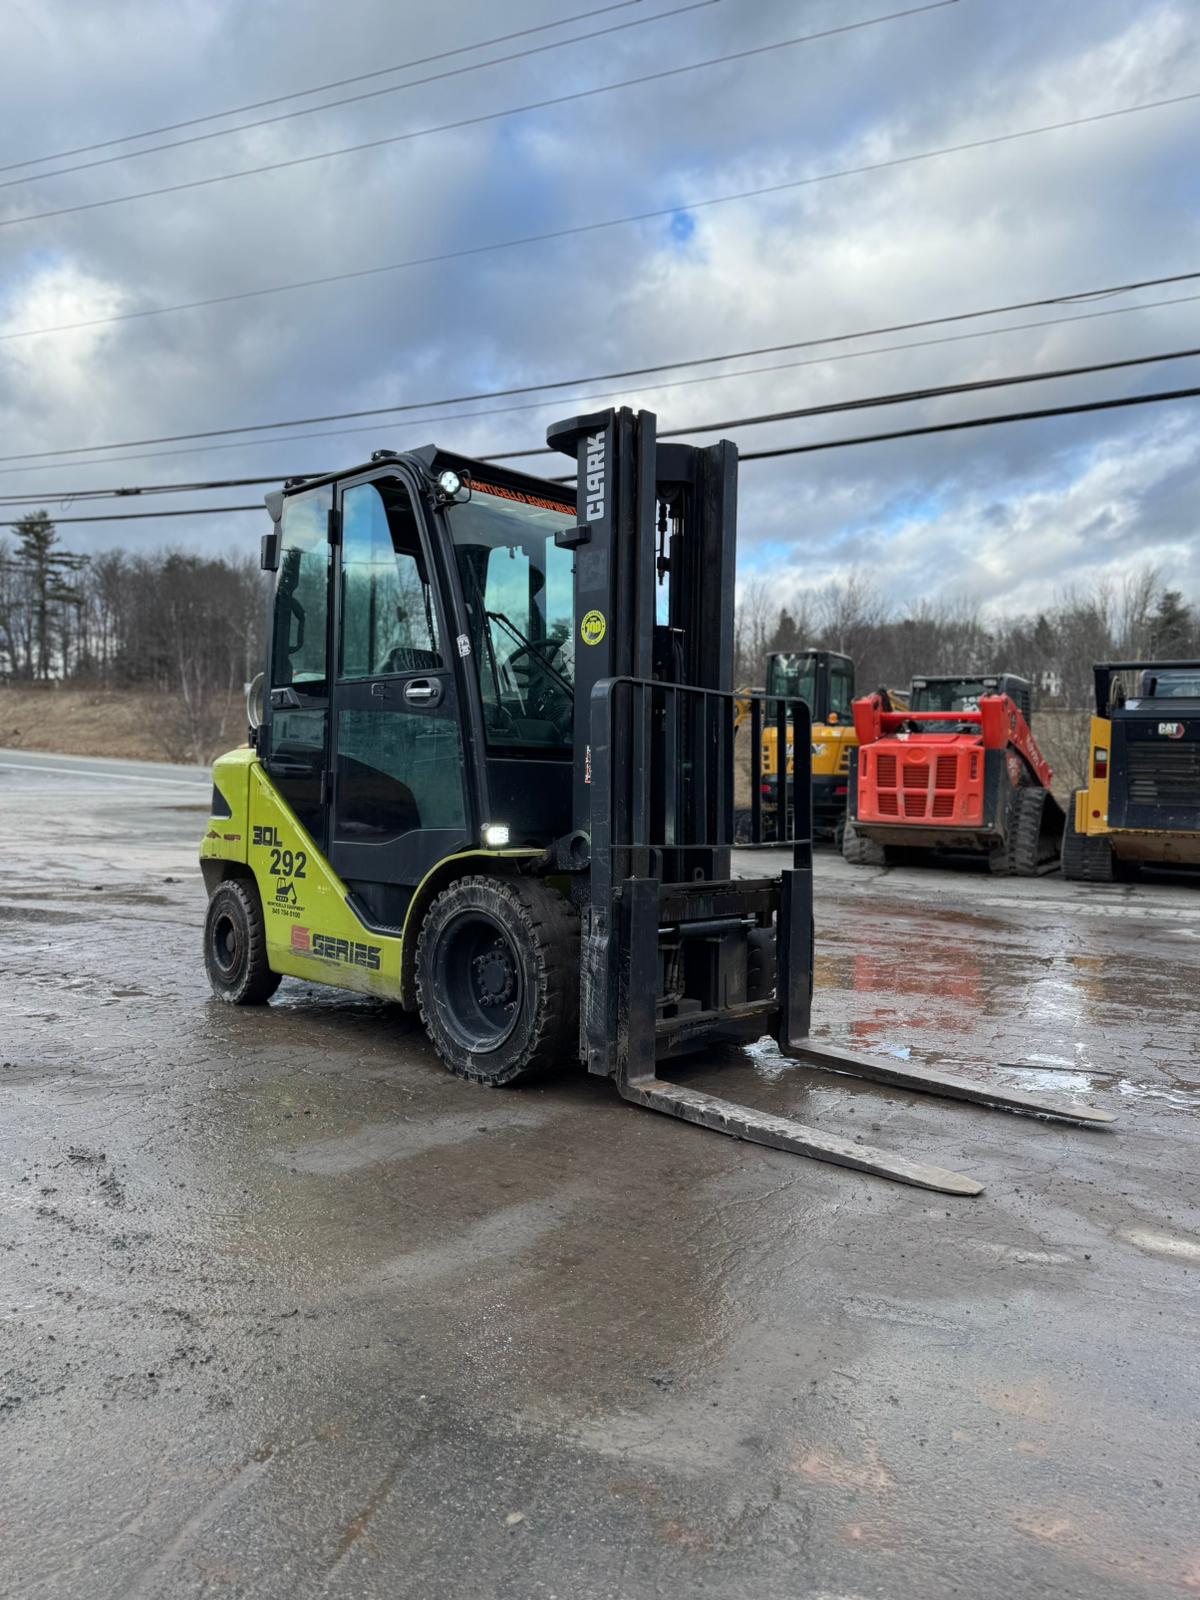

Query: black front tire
left=415, top=875, right=579, bottom=1086
left=204, top=878, right=282, bottom=1004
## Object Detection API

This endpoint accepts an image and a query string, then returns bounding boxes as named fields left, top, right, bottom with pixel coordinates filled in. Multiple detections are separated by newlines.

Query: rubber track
left=842, top=818, right=885, bottom=866
left=1062, top=793, right=1115, bottom=882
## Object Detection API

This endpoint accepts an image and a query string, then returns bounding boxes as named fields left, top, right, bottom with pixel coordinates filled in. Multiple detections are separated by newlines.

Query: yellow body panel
left=202, top=748, right=537, bottom=1001
left=1076, top=714, right=1112, bottom=836
left=761, top=720, right=855, bottom=781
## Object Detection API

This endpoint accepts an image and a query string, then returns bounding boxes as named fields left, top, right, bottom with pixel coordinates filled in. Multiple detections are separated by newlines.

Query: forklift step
left=619, top=1076, right=984, bottom=1196
left=786, top=1040, right=1115, bottom=1125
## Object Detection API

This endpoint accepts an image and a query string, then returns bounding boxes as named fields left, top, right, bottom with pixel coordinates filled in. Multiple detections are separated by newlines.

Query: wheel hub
left=434, top=909, right=525, bottom=1052
left=472, top=942, right=516, bottom=1009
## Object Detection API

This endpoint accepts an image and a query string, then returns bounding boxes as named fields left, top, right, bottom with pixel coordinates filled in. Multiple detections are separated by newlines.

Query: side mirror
left=261, top=530, right=281, bottom=572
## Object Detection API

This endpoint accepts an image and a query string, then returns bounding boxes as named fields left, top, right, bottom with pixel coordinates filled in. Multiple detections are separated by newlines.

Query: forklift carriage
left=200, top=407, right=1111, bottom=1195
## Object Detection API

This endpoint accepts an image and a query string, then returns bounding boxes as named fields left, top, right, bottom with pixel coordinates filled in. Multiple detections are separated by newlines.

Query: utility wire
left=0, top=504, right=261, bottom=526
left=481, top=342, right=1200, bottom=462
left=2, top=285, right=1199, bottom=485
left=9, top=3, right=1094, bottom=235
left=1, top=106, right=1192, bottom=331
left=0, top=0, right=722, bottom=191
left=8, top=385, right=1200, bottom=524
left=0, top=1, right=643, bottom=174
left=737, top=384, right=1200, bottom=461
left=3, top=266, right=1197, bottom=464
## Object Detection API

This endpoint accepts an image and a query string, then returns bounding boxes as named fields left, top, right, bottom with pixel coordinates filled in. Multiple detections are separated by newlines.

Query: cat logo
left=1158, top=722, right=1185, bottom=739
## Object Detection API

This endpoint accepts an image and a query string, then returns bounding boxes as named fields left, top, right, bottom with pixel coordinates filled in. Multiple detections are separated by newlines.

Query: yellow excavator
left=738, top=650, right=906, bottom=841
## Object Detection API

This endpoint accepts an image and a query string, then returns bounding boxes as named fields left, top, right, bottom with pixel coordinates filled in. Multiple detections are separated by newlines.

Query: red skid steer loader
left=843, top=673, right=1064, bottom=874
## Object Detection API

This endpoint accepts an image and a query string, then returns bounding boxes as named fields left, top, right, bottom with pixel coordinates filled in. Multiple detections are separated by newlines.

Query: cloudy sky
left=1, top=0, right=1197, bottom=619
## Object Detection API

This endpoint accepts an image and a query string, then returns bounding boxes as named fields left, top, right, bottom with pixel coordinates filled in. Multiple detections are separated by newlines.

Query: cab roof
left=275, top=446, right=575, bottom=512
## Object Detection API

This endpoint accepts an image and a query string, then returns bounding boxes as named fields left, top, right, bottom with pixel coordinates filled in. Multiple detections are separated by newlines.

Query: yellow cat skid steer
left=201, top=407, right=1111, bottom=1195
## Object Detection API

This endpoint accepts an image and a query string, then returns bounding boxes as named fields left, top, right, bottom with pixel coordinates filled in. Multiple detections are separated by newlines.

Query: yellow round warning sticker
left=580, top=609, right=607, bottom=646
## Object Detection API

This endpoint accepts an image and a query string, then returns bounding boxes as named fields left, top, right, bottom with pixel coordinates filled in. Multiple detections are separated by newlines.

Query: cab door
left=327, top=473, right=470, bottom=925
left=263, top=483, right=334, bottom=850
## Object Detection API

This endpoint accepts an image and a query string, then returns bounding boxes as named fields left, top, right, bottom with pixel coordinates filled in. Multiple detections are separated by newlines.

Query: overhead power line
left=0, top=0, right=643, bottom=174
left=736, top=384, right=1200, bottom=462
left=3, top=89, right=1194, bottom=335
left=2, top=285, right=1199, bottom=485
left=0, top=504, right=260, bottom=526
left=7, top=359, right=1200, bottom=514
left=22, top=3, right=1139, bottom=236
left=480, top=343, right=1200, bottom=462
left=3, top=266, right=1197, bottom=465
left=0, top=0, right=723, bottom=192
left=7, top=386, right=1199, bottom=525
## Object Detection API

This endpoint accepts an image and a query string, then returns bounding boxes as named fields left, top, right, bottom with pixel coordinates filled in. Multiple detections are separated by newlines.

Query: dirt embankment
left=0, top=686, right=201, bottom=763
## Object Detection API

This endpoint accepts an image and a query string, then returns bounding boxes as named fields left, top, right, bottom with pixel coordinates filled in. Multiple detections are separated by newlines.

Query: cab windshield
left=1146, top=670, right=1200, bottom=699
left=448, top=480, right=576, bottom=753
left=765, top=654, right=854, bottom=722
left=911, top=679, right=989, bottom=714
left=766, top=653, right=817, bottom=708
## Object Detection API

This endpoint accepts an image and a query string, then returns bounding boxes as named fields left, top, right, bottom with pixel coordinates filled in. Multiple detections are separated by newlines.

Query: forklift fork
left=595, top=678, right=1112, bottom=1198
left=549, top=408, right=1113, bottom=1196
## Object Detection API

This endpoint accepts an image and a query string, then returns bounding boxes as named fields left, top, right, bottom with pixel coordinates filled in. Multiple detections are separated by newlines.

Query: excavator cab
left=759, top=649, right=856, bottom=836
left=200, top=407, right=1110, bottom=1195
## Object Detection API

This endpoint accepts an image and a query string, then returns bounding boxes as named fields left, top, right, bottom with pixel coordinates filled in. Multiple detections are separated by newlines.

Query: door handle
left=403, top=679, right=443, bottom=707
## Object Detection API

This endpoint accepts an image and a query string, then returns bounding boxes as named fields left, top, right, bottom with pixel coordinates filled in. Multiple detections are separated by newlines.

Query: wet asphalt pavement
left=2, top=748, right=1199, bottom=1600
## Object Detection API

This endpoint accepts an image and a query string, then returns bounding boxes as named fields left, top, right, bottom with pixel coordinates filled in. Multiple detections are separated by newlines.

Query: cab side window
left=271, top=486, right=332, bottom=689
left=340, top=481, right=441, bottom=680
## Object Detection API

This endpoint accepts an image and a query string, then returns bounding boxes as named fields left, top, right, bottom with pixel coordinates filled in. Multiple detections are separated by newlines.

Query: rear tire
left=415, top=875, right=579, bottom=1086
left=203, top=878, right=282, bottom=1005
left=842, top=818, right=886, bottom=866
left=1061, top=791, right=1115, bottom=883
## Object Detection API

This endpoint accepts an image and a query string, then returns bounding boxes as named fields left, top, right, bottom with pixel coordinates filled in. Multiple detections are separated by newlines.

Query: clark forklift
left=200, top=408, right=1110, bottom=1195
left=842, top=672, right=1065, bottom=874
left=1063, top=660, right=1200, bottom=881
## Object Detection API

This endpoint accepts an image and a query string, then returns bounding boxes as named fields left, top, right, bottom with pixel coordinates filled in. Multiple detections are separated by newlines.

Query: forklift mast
left=547, top=407, right=812, bottom=1083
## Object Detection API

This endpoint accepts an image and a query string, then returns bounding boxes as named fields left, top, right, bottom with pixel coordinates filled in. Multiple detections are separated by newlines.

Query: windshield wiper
left=486, top=611, right=573, bottom=694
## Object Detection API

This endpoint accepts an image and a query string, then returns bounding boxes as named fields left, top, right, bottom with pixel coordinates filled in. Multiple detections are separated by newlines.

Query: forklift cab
left=260, top=456, right=580, bottom=930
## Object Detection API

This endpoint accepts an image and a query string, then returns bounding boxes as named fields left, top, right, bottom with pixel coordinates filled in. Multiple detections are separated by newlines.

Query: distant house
left=1038, top=669, right=1064, bottom=702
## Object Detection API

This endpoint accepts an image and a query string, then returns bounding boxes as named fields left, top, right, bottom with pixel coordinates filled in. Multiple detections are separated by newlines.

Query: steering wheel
left=504, top=640, right=571, bottom=725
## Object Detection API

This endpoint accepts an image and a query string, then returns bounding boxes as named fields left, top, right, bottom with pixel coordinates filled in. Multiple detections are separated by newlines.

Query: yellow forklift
left=199, top=406, right=1110, bottom=1195
left=1063, top=660, right=1200, bottom=880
